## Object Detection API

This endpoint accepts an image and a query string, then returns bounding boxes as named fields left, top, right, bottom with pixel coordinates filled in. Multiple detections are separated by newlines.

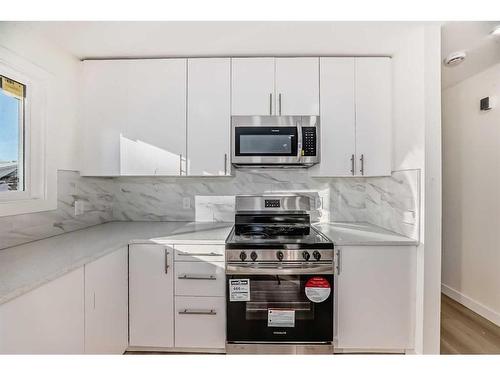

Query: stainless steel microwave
left=231, top=116, right=320, bottom=167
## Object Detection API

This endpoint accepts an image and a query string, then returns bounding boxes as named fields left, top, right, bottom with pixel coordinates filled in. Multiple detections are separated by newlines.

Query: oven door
left=232, top=126, right=300, bottom=165
left=226, top=263, right=333, bottom=343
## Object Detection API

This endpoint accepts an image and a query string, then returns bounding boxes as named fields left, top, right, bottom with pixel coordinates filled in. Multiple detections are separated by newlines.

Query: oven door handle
left=226, top=262, right=334, bottom=275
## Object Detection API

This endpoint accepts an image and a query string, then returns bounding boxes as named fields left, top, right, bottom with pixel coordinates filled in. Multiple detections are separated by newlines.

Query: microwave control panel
left=301, top=127, right=317, bottom=156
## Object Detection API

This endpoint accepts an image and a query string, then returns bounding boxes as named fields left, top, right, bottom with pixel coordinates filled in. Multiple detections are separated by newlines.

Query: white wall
left=0, top=22, right=81, bottom=171
left=442, top=62, right=500, bottom=326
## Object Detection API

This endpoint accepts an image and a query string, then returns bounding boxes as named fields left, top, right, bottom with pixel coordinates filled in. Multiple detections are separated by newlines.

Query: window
left=0, top=75, right=25, bottom=193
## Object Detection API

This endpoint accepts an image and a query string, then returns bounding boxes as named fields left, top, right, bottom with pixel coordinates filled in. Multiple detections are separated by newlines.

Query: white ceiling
left=441, top=21, right=500, bottom=89
left=21, top=21, right=422, bottom=59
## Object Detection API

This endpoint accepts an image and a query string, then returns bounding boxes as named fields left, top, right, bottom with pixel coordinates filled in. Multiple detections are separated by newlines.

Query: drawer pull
left=177, top=251, right=223, bottom=257
left=178, top=274, right=217, bottom=281
left=178, top=309, right=217, bottom=315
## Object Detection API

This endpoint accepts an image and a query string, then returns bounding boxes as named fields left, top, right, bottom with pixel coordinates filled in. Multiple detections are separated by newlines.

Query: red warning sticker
left=305, top=277, right=331, bottom=303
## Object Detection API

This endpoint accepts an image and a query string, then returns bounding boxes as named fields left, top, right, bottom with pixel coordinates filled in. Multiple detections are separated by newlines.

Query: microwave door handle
left=297, top=121, right=303, bottom=162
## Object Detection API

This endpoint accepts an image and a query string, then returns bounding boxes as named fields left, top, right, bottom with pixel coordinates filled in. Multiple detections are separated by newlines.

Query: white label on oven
left=229, top=279, right=250, bottom=302
left=268, top=309, right=295, bottom=328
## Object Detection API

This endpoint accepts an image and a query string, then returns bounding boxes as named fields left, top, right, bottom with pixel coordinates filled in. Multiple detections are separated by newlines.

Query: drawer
left=175, top=296, right=226, bottom=349
left=174, top=244, right=225, bottom=262
left=175, top=261, right=225, bottom=297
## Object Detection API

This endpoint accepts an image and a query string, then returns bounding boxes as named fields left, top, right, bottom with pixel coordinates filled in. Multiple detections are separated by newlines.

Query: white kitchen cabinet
left=355, top=58, right=392, bottom=176
left=336, top=246, right=416, bottom=351
left=187, top=58, right=231, bottom=176
left=129, top=244, right=174, bottom=348
left=81, top=59, right=187, bottom=176
left=175, top=296, right=226, bottom=349
left=231, top=58, right=275, bottom=116
left=0, top=268, right=84, bottom=354
left=315, top=57, right=356, bottom=176
left=275, top=57, right=319, bottom=115
left=175, top=261, right=225, bottom=297
left=313, top=57, right=392, bottom=177
left=174, top=244, right=225, bottom=262
left=84, top=247, right=128, bottom=354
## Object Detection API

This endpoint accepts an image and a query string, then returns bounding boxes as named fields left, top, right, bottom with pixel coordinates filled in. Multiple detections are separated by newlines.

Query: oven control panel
left=226, top=249, right=334, bottom=263
left=264, top=199, right=281, bottom=208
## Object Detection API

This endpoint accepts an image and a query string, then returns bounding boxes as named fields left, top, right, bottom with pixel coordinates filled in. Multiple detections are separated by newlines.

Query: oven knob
left=313, top=250, right=321, bottom=261
left=239, top=251, right=247, bottom=261
left=250, top=251, right=258, bottom=261
left=302, top=251, right=311, bottom=261
left=276, top=251, right=284, bottom=261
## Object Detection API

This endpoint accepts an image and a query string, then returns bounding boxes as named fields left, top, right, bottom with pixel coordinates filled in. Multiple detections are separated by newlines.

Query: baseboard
left=441, top=284, right=500, bottom=326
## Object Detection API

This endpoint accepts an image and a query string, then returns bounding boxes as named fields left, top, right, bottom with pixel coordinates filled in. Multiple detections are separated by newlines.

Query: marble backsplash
left=0, top=168, right=420, bottom=250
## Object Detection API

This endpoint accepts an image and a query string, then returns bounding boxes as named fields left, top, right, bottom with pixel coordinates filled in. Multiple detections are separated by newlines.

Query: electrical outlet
left=182, top=197, right=191, bottom=209
left=403, top=210, right=415, bottom=225
left=74, top=200, right=85, bottom=216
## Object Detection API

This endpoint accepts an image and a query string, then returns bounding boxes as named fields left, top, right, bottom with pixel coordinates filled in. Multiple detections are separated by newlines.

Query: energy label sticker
left=229, top=279, right=250, bottom=302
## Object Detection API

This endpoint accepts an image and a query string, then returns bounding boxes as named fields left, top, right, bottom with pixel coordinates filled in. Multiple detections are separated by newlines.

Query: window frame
left=0, top=46, right=55, bottom=217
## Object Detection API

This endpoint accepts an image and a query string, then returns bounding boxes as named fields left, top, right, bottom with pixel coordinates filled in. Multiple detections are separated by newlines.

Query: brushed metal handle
left=269, top=93, right=273, bottom=115
left=335, top=248, right=341, bottom=275
left=178, top=274, right=217, bottom=280
left=279, top=93, right=282, bottom=115
left=179, top=154, right=183, bottom=176
left=224, top=153, right=228, bottom=175
left=350, top=154, right=355, bottom=176
left=178, top=309, right=217, bottom=315
left=177, top=251, right=223, bottom=257
left=164, top=248, right=170, bottom=274
left=360, top=154, right=364, bottom=176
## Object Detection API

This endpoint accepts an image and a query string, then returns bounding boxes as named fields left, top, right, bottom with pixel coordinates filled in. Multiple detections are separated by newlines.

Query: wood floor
left=441, top=294, right=500, bottom=354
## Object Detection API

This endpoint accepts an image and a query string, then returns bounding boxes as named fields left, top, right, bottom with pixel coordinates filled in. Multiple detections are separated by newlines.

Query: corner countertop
left=314, top=222, right=419, bottom=246
left=0, top=221, right=233, bottom=305
left=0, top=220, right=417, bottom=306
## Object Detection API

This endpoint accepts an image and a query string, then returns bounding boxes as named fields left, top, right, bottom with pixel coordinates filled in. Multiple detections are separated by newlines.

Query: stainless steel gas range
left=225, top=195, right=335, bottom=354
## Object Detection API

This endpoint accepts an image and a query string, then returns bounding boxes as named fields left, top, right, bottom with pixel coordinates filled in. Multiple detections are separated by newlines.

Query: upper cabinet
left=231, top=57, right=319, bottom=116
left=187, top=58, right=231, bottom=176
left=275, top=58, right=319, bottom=116
left=231, top=58, right=275, bottom=116
left=81, top=59, right=187, bottom=176
left=313, top=57, right=392, bottom=177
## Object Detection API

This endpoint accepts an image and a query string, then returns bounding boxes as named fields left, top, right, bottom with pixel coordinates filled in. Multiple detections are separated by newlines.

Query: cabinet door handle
left=224, top=153, right=228, bottom=175
left=178, top=274, right=217, bottom=280
left=360, top=154, right=364, bottom=176
left=177, top=251, right=223, bottom=257
left=269, top=93, right=273, bottom=115
left=279, top=93, right=282, bottom=115
left=350, top=154, right=355, bottom=176
left=164, top=248, right=170, bottom=274
left=335, top=248, right=341, bottom=275
left=178, top=309, right=217, bottom=315
left=179, top=154, right=184, bottom=176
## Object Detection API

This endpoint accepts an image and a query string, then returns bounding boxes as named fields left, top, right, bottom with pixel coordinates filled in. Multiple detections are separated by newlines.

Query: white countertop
left=314, top=222, right=419, bottom=246
left=0, top=221, right=233, bottom=305
left=0, top=220, right=416, bottom=306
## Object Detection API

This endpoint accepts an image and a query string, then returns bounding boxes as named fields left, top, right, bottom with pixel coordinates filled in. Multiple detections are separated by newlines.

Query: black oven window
left=240, top=135, right=293, bottom=155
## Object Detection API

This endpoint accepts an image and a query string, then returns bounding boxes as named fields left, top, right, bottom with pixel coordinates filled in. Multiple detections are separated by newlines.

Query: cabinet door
left=187, top=58, right=231, bottom=176
left=275, top=57, right=319, bottom=115
left=313, top=58, right=356, bottom=176
left=82, top=59, right=187, bottom=176
left=355, top=58, right=392, bottom=176
left=0, top=268, right=84, bottom=354
left=84, top=247, right=128, bottom=354
left=175, top=296, right=226, bottom=348
left=336, top=246, right=415, bottom=350
left=129, top=244, right=174, bottom=348
left=231, top=58, right=275, bottom=115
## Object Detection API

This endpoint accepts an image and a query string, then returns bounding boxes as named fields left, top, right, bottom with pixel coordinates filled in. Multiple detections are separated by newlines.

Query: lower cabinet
left=129, top=244, right=174, bottom=348
left=0, top=268, right=85, bottom=354
left=175, top=296, right=226, bottom=348
left=336, top=245, right=416, bottom=351
left=84, top=247, right=128, bottom=354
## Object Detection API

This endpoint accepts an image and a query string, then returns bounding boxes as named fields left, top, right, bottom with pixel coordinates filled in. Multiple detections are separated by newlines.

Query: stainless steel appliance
left=231, top=116, right=320, bottom=167
left=225, top=195, right=334, bottom=354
